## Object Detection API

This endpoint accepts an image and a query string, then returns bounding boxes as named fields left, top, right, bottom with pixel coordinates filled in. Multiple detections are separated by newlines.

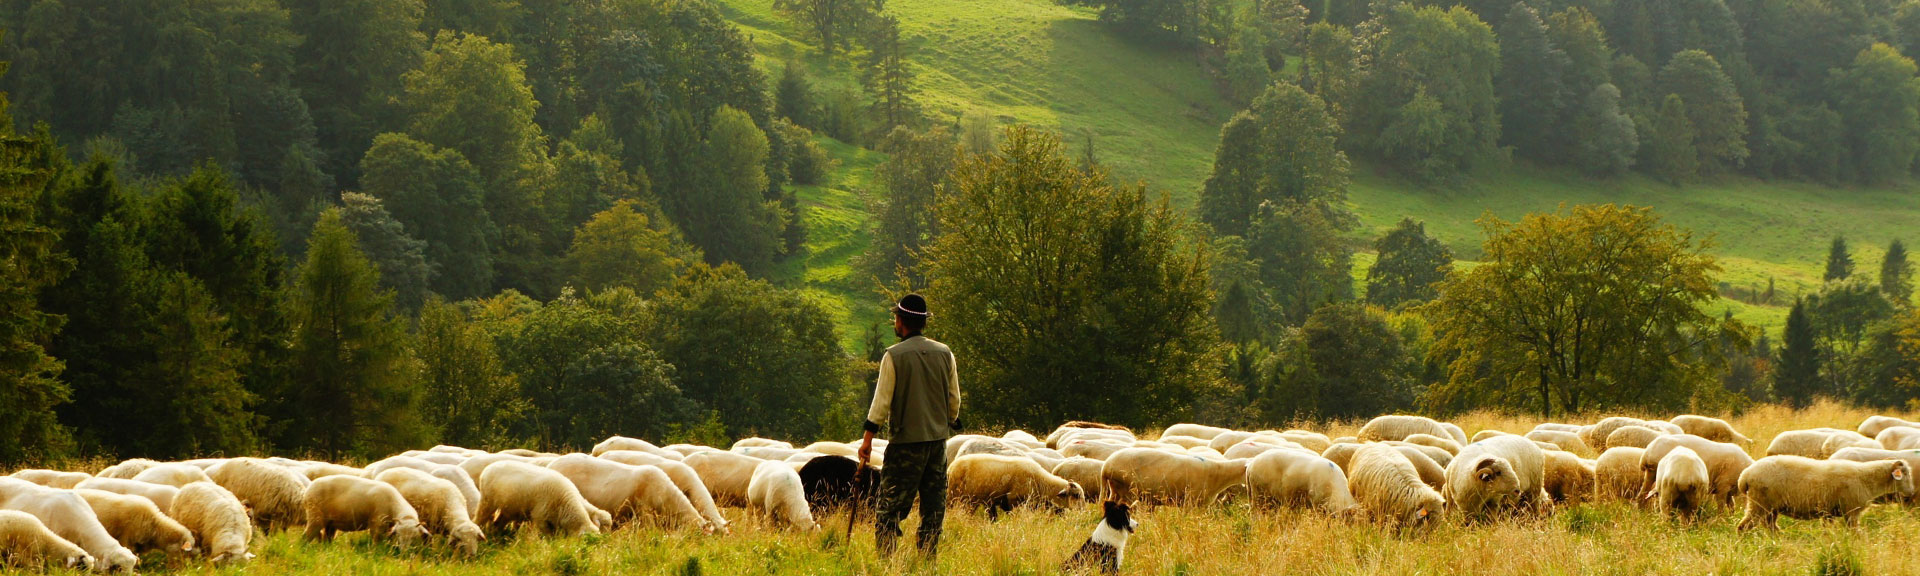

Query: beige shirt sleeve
left=947, top=352, right=961, bottom=423
left=865, top=351, right=896, bottom=428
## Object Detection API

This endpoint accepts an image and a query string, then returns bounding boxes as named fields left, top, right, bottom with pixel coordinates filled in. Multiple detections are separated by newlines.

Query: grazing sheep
left=1858, top=415, right=1920, bottom=439
left=395, top=451, right=466, bottom=466
left=1828, top=447, right=1920, bottom=504
left=1446, top=435, right=1547, bottom=520
left=72, top=478, right=178, bottom=512
left=796, top=456, right=879, bottom=517
left=1533, top=423, right=1586, bottom=434
left=0, top=479, right=139, bottom=572
left=663, top=444, right=718, bottom=458
left=1525, top=430, right=1594, bottom=456
left=1162, top=424, right=1234, bottom=441
left=1331, top=436, right=1360, bottom=445
left=8, top=470, right=90, bottom=489
left=1402, top=434, right=1461, bottom=455
left=546, top=454, right=709, bottom=532
left=734, top=447, right=801, bottom=461
left=1604, top=425, right=1666, bottom=450
left=747, top=461, right=817, bottom=531
left=1875, top=427, right=1920, bottom=450
left=131, top=464, right=211, bottom=488
left=802, top=442, right=859, bottom=458
left=1766, top=429, right=1861, bottom=458
left=170, top=482, right=252, bottom=564
left=460, top=453, right=538, bottom=482
left=1472, top=430, right=1514, bottom=443
left=1737, top=456, right=1915, bottom=531
left=363, top=457, right=480, bottom=516
left=0, top=510, right=92, bottom=570
left=1542, top=451, right=1596, bottom=504
left=598, top=451, right=729, bottom=533
left=1320, top=443, right=1362, bottom=472
left=1004, top=430, right=1044, bottom=445
left=1580, top=417, right=1649, bottom=453
left=1639, top=434, right=1755, bottom=507
left=948, top=455, right=1083, bottom=518
left=1061, top=440, right=1131, bottom=461
left=731, top=438, right=794, bottom=451
left=1823, top=431, right=1882, bottom=457
left=1045, top=423, right=1135, bottom=449
left=1357, top=415, right=1452, bottom=443
left=1275, top=431, right=1333, bottom=454
left=73, top=489, right=193, bottom=555
left=1051, top=458, right=1107, bottom=502
left=1245, top=449, right=1360, bottom=516
left=474, top=461, right=599, bottom=537
left=683, top=451, right=767, bottom=508
left=590, top=436, right=683, bottom=461
left=94, top=460, right=160, bottom=481
left=1222, top=442, right=1288, bottom=460
left=1393, top=445, right=1448, bottom=491
left=1670, top=415, right=1752, bottom=446
left=207, top=458, right=309, bottom=530
left=1346, top=444, right=1445, bottom=532
left=299, top=462, right=367, bottom=481
left=956, top=437, right=1029, bottom=461
left=1099, top=449, right=1249, bottom=506
left=1157, top=436, right=1211, bottom=450
left=301, top=475, right=428, bottom=547
left=373, top=468, right=484, bottom=556
left=1594, top=447, right=1647, bottom=501
left=1654, top=447, right=1710, bottom=522
left=1642, top=421, right=1684, bottom=435
left=1389, top=442, right=1455, bottom=469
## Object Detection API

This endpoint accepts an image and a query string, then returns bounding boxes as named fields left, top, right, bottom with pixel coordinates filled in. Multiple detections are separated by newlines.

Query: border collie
left=1064, top=500, right=1137, bottom=574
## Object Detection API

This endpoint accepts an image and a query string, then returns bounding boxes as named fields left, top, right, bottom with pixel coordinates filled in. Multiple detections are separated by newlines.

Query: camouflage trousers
left=873, top=439, right=947, bottom=558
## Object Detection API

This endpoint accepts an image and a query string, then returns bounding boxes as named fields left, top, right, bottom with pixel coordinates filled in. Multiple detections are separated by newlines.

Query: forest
left=0, top=0, right=1918, bottom=467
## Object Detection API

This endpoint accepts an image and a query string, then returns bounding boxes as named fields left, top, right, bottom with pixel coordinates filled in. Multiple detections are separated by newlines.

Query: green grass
left=734, top=0, right=1920, bottom=339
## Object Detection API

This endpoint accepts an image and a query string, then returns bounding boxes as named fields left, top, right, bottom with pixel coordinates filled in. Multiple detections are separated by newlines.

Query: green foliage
left=1776, top=298, right=1823, bottom=407
left=1657, top=50, right=1749, bottom=172
left=670, top=106, right=786, bottom=275
left=1245, top=201, right=1354, bottom=325
left=1830, top=43, right=1920, bottom=184
left=776, top=60, right=819, bottom=128
left=1351, top=4, right=1502, bottom=182
left=928, top=126, right=1222, bottom=430
left=564, top=200, right=690, bottom=295
left=0, top=126, right=75, bottom=465
left=772, top=0, right=877, bottom=57
left=1645, top=94, right=1699, bottom=184
left=1198, top=82, right=1349, bottom=239
left=863, top=126, right=956, bottom=286
left=1571, top=84, right=1639, bottom=175
left=774, top=119, right=836, bottom=186
left=1425, top=204, right=1741, bottom=417
left=338, top=192, right=432, bottom=312
left=1883, top=239, right=1913, bottom=307
left=486, top=288, right=695, bottom=449
left=284, top=209, right=425, bottom=458
left=1253, top=303, right=1418, bottom=421
left=1299, top=23, right=1358, bottom=125
left=1827, top=236, right=1856, bottom=281
left=1366, top=218, right=1453, bottom=307
left=1498, top=3, right=1571, bottom=162
left=862, top=13, right=919, bottom=133
left=415, top=297, right=524, bottom=448
left=288, top=0, right=427, bottom=187
left=1225, top=27, right=1274, bottom=104
left=1807, top=276, right=1896, bottom=393
left=548, top=120, right=650, bottom=239
left=651, top=264, right=845, bottom=439
left=360, top=132, right=496, bottom=300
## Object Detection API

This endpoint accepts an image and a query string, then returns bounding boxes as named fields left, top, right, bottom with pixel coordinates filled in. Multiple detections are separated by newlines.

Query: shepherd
left=857, top=293, right=962, bottom=560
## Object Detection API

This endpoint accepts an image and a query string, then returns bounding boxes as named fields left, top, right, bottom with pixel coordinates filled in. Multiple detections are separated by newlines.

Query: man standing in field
left=858, top=293, right=961, bottom=559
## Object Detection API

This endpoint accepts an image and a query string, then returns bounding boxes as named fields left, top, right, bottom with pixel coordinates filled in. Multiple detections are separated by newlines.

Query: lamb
left=301, top=475, right=428, bottom=547
left=474, top=461, right=600, bottom=537
left=72, top=478, right=178, bottom=511
left=372, top=468, right=483, bottom=556
left=0, top=479, right=139, bottom=571
left=1737, top=455, right=1914, bottom=531
left=1858, top=415, right=1920, bottom=439
left=1594, top=447, right=1647, bottom=501
left=73, top=489, right=193, bottom=555
left=1051, top=458, right=1107, bottom=502
left=1580, top=417, right=1649, bottom=452
left=1603, top=425, right=1665, bottom=450
left=1525, top=430, right=1594, bottom=456
left=1162, top=424, right=1234, bottom=441
left=545, top=454, right=709, bottom=532
left=949, top=455, right=1084, bottom=518
left=1875, top=427, right=1920, bottom=450
left=93, top=460, right=160, bottom=481
left=1670, top=415, right=1752, bottom=445
left=1654, top=447, right=1710, bottom=522
left=730, top=438, right=794, bottom=451
left=1402, top=434, right=1461, bottom=455
left=1245, top=449, right=1360, bottom=516
left=170, top=482, right=252, bottom=563
left=1445, top=435, right=1546, bottom=520
left=1639, top=434, right=1755, bottom=507
left=1357, top=415, right=1452, bottom=443
left=1345, top=444, right=1444, bottom=532
left=1542, top=451, right=1596, bottom=503
left=747, top=461, right=817, bottom=531
left=206, top=457, right=309, bottom=530
left=9, top=470, right=91, bottom=489
left=1099, top=448, right=1249, bottom=506
left=683, top=451, right=767, bottom=508
left=0, top=510, right=92, bottom=570
left=131, top=464, right=211, bottom=488
left=597, top=450, right=729, bottom=533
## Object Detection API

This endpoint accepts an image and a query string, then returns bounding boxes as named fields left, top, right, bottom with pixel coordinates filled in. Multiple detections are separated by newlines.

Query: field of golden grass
left=12, top=401, right=1920, bottom=575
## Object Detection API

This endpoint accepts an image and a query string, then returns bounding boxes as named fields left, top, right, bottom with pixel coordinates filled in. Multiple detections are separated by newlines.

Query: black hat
left=892, top=293, right=931, bottom=318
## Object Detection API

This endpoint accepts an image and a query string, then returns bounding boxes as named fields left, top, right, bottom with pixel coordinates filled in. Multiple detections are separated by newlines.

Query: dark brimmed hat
left=892, top=293, right=931, bottom=318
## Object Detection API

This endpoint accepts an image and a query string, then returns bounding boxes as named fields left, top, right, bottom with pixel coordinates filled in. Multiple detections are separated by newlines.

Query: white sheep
left=71, top=478, right=178, bottom=512
left=73, top=489, right=193, bottom=555
left=1580, top=417, right=1649, bottom=452
left=1099, top=448, right=1249, bottom=506
left=948, top=454, right=1085, bottom=517
left=1156, top=436, right=1211, bottom=450
left=1604, top=425, right=1666, bottom=450
left=373, top=468, right=484, bottom=556
left=1445, top=435, right=1546, bottom=520
left=1737, top=455, right=1915, bottom=531
left=1532, top=423, right=1586, bottom=434
left=170, top=482, right=252, bottom=564
left=0, top=479, right=138, bottom=572
left=1594, top=446, right=1647, bottom=501
left=1401, top=434, right=1461, bottom=455
left=130, top=464, right=210, bottom=488
left=299, top=461, right=367, bottom=481
left=1875, top=427, right=1920, bottom=450
left=1525, top=430, right=1594, bottom=456
left=546, top=454, right=710, bottom=532
left=459, top=453, right=537, bottom=481
left=1320, top=443, right=1361, bottom=472
left=474, top=461, right=600, bottom=537
left=1766, top=428, right=1867, bottom=458
left=1542, top=450, right=1595, bottom=503
left=1392, top=445, right=1448, bottom=490
left=1654, top=447, right=1709, bottom=521
left=683, top=450, right=767, bottom=508
left=363, top=457, right=481, bottom=517
left=1827, top=447, right=1920, bottom=504
left=93, top=460, right=160, bottom=481
left=1858, top=415, right=1920, bottom=439
left=730, top=438, right=794, bottom=451
left=1357, top=415, right=1452, bottom=443
left=733, top=446, right=801, bottom=461
left=1471, top=429, right=1513, bottom=443
left=1222, top=442, right=1287, bottom=460
left=1245, top=448, right=1359, bottom=517
left=0, top=510, right=92, bottom=570
left=302, top=475, right=428, bottom=547
left=747, top=461, right=817, bottom=531
left=1670, top=415, right=1752, bottom=445
left=1050, top=458, right=1107, bottom=502
left=1060, top=440, right=1131, bottom=461
left=1162, top=424, right=1234, bottom=441
left=1346, top=443, right=1444, bottom=531
left=1439, top=423, right=1469, bottom=446
left=592, top=435, right=685, bottom=461
left=8, top=470, right=91, bottom=489
left=662, top=444, right=719, bottom=458
left=1638, top=434, right=1753, bottom=507
left=207, top=457, right=309, bottom=530
left=598, top=450, right=729, bottom=533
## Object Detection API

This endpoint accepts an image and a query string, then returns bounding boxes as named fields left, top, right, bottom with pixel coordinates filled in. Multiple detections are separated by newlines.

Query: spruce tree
left=1776, top=298, right=1822, bottom=407
left=1826, top=236, right=1855, bottom=281
left=1883, top=239, right=1912, bottom=307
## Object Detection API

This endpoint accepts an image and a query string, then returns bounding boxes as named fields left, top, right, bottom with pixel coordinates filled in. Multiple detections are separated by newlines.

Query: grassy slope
left=739, top=0, right=1918, bottom=340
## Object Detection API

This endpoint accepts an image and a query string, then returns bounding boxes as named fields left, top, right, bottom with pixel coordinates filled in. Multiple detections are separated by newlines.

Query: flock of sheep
left=2, top=413, right=1918, bottom=571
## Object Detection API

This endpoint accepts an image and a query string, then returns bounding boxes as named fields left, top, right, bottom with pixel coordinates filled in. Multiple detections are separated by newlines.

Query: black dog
left=797, top=455, right=879, bottom=514
left=1063, top=500, right=1137, bottom=575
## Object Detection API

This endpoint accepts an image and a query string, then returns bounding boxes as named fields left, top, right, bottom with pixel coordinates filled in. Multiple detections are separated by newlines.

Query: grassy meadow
left=19, top=402, right=1920, bottom=575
